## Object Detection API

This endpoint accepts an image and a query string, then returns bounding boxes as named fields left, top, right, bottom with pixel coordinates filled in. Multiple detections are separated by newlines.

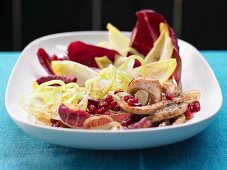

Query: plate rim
left=5, top=31, right=223, bottom=134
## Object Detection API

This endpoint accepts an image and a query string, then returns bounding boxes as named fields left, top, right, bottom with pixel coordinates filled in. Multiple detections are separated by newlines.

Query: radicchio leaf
left=131, top=117, right=152, bottom=129
left=58, top=104, right=90, bottom=128
left=36, top=75, right=77, bottom=85
left=67, top=41, right=119, bottom=68
left=109, top=112, right=131, bottom=122
left=37, top=48, right=68, bottom=75
left=88, top=98, right=102, bottom=107
left=50, top=118, right=63, bottom=127
left=130, top=10, right=181, bottom=83
left=37, top=48, right=54, bottom=75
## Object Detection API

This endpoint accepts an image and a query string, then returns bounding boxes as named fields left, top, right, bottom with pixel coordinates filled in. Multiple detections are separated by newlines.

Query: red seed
left=127, top=98, right=136, bottom=106
left=121, top=119, right=131, bottom=127
left=127, top=97, right=141, bottom=106
left=110, top=101, right=117, bottom=107
left=100, top=101, right=108, bottom=108
left=133, top=98, right=139, bottom=103
left=193, top=101, right=200, bottom=112
left=165, top=92, right=174, bottom=100
left=88, top=98, right=101, bottom=107
left=105, top=95, right=113, bottom=103
left=88, top=105, right=97, bottom=114
left=133, top=103, right=142, bottom=107
left=184, top=110, right=194, bottom=120
left=124, top=95, right=134, bottom=102
left=187, top=101, right=201, bottom=113
left=113, top=105, right=120, bottom=111
left=187, top=103, right=194, bottom=112
left=96, top=107, right=106, bottom=114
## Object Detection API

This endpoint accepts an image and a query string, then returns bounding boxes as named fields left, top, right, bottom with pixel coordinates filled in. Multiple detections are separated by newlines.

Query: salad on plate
left=20, top=10, right=201, bottom=130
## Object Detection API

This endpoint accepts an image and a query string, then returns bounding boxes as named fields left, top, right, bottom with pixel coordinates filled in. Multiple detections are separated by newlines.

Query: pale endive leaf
left=145, top=23, right=173, bottom=63
left=132, top=58, right=177, bottom=84
left=51, top=60, right=97, bottom=86
left=107, top=23, right=130, bottom=54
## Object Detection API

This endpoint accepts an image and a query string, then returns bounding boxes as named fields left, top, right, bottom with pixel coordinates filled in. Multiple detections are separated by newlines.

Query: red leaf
left=58, top=104, right=90, bottom=128
left=37, top=48, right=54, bottom=75
left=37, top=48, right=68, bottom=75
left=67, top=41, right=118, bottom=68
left=130, top=10, right=181, bottom=83
left=131, top=117, right=152, bottom=129
left=109, top=112, right=131, bottom=122
left=36, top=75, right=77, bottom=85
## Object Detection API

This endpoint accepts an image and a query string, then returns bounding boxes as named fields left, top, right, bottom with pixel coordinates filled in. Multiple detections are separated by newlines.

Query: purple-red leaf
left=50, top=118, right=62, bottom=127
left=58, top=104, right=90, bottom=128
left=88, top=98, right=102, bottom=107
left=131, top=117, right=152, bottom=129
left=130, top=10, right=181, bottom=83
left=37, top=48, right=68, bottom=75
left=36, top=75, right=77, bottom=85
left=37, top=48, right=54, bottom=75
left=67, top=41, right=118, bottom=68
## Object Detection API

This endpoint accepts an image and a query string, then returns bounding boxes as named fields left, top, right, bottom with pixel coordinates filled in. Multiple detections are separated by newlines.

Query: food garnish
left=20, top=9, right=200, bottom=130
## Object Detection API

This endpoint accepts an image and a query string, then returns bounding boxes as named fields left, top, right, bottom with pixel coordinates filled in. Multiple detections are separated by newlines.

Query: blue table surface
left=0, top=51, right=227, bottom=170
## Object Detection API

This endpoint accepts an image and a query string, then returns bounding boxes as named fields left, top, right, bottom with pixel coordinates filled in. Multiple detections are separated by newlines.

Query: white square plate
left=5, top=32, right=223, bottom=149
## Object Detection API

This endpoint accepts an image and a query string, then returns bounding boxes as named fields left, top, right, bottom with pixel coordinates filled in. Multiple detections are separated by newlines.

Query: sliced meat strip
left=127, top=76, right=162, bottom=103
left=118, top=95, right=184, bottom=115
left=162, top=78, right=181, bottom=97
left=150, top=103, right=187, bottom=123
left=172, top=114, right=186, bottom=125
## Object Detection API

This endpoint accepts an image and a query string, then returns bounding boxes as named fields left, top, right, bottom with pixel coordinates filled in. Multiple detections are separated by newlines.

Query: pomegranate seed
left=128, top=97, right=139, bottom=103
left=88, top=105, right=97, bottom=114
left=165, top=92, right=174, bottom=100
left=121, top=119, right=131, bottom=127
left=193, top=101, right=200, bottom=112
left=88, top=98, right=101, bottom=107
left=187, top=103, right=194, bottom=112
left=96, top=107, right=106, bottom=114
left=100, top=101, right=108, bottom=108
left=105, top=95, right=113, bottom=103
left=110, top=101, right=117, bottom=107
left=127, top=98, right=136, bottom=106
left=113, top=105, right=120, bottom=111
left=123, top=95, right=142, bottom=107
left=124, top=95, right=134, bottom=102
left=114, top=90, right=123, bottom=94
left=133, top=103, right=142, bottom=107
left=187, top=101, right=201, bottom=113
left=184, top=110, right=194, bottom=120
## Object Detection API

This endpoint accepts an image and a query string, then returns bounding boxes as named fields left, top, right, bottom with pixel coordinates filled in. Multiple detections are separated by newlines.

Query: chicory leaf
left=68, top=41, right=119, bottom=68
left=145, top=23, right=173, bottom=63
left=130, top=9, right=181, bottom=83
left=36, top=75, right=77, bottom=85
left=58, top=104, right=90, bottom=128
